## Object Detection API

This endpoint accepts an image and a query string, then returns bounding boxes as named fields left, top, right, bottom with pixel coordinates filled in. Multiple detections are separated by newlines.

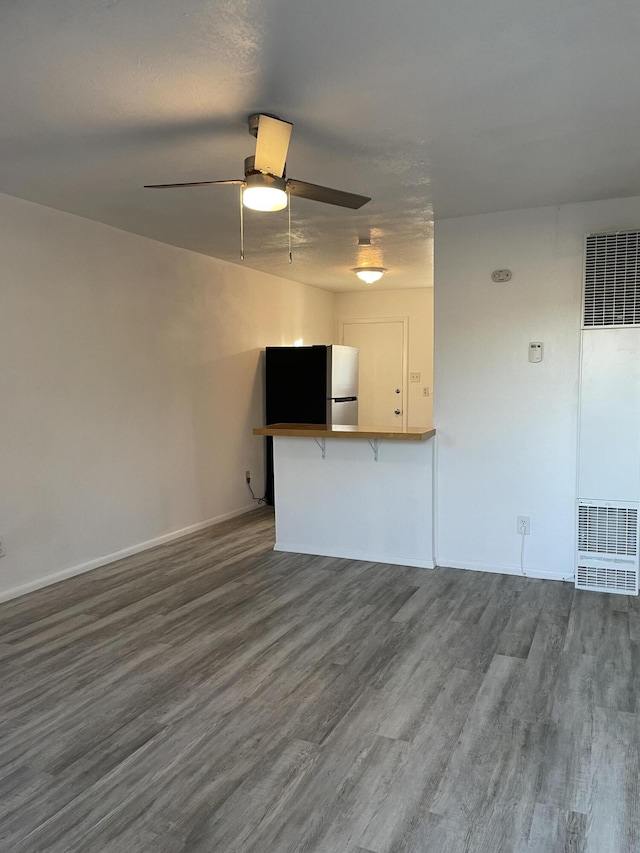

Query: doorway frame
left=338, top=316, right=409, bottom=429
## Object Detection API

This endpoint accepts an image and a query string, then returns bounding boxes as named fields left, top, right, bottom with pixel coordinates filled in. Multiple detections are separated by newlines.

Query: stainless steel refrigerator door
left=328, top=345, right=359, bottom=399
left=330, top=398, right=358, bottom=425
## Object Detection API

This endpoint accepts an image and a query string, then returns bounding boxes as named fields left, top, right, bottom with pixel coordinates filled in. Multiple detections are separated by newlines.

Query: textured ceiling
left=1, top=0, right=639, bottom=291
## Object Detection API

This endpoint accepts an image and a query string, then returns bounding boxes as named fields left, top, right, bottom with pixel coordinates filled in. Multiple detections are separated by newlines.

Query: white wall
left=335, top=288, right=433, bottom=426
left=0, top=192, right=334, bottom=601
left=434, top=195, right=640, bottom=579
left=273, top=435, right=434, bottom=568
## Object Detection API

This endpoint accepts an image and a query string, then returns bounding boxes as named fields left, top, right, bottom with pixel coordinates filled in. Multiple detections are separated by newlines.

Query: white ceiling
left=1, top=0, right=639, bottom=292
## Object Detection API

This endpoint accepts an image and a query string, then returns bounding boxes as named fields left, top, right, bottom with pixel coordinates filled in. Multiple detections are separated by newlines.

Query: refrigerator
left=264, top=345, right=359, bottom=505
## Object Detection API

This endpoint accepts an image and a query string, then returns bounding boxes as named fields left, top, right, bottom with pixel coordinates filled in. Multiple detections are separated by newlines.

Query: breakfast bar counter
left=253, top=423, right=436, bottom=441
left=253, top=423, right=436, bottom=568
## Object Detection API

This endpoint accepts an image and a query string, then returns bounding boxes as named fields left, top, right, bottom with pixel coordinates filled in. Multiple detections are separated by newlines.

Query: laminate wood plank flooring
left=1, top=508, right=639, bottom=852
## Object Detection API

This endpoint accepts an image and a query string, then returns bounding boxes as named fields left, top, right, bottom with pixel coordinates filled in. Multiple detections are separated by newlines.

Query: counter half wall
left=254, top=424, right=436, bottom=569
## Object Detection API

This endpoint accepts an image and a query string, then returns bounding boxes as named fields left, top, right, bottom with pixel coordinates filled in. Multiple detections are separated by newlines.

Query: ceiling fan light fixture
left=242, top=173, right=287, bottom=211
left=354, top=267, right=386, bottom=284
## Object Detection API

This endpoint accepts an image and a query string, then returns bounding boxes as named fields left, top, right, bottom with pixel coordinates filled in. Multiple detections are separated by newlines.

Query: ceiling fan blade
left=144, top=180, right=244, bottom=188
left=286, top=179, right=370, bottom=209
left=253, top=115, right=292, bottom=178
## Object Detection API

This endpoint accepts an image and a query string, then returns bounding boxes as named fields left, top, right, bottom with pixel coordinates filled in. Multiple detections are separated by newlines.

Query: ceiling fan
left=144, top=113, right=371, bottom=212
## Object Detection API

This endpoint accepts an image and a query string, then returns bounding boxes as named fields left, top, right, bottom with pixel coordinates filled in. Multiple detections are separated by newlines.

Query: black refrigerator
left=264, top=345, right=359, bottom=505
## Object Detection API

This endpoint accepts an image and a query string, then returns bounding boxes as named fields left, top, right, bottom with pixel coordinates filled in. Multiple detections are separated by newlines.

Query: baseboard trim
left=435, top=558, right=573, bottom=582
left=0, top=504, right=258, bottom=604
left=274, top=541, right=435, bottom=570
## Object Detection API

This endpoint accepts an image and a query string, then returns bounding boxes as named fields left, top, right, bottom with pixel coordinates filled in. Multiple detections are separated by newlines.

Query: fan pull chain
left=288, top=191, right=292, bottom=264
left=239, top=185, right=245, bottom=261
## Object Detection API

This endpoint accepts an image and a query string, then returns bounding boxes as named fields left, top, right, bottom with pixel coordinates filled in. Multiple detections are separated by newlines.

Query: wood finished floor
left=1, top=508, right=639, bottom=853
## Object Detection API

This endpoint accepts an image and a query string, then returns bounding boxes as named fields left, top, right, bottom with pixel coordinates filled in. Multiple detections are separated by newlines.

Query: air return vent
left=576, top=501, right=639, bottom=595
left=584, top=231, right=640, bottom=327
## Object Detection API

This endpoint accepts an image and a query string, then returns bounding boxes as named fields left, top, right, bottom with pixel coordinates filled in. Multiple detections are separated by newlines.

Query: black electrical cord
left=246, top=479, right=267, bottom=505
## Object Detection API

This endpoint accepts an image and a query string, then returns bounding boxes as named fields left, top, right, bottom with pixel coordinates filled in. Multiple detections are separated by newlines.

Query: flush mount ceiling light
left=353, top=267, right=386, bottom=284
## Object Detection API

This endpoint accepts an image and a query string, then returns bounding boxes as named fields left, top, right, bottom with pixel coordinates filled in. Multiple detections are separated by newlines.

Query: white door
left=340, top=319, right=407, bottom=427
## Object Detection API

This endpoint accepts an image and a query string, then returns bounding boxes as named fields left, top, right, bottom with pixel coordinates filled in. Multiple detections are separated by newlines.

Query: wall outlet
left=423, top=386, right=430, bottom=397
left=410, top=372, right=421, bottom=382
left=0, top=539, right=5, bottom=558
left=517, top=516, right=530, bottom=535
left=245, top=470, right=251, bottom=483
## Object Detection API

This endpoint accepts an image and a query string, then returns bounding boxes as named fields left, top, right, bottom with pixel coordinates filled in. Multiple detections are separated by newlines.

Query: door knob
left=395, top=388, right=401, bottom=394
left=394, top=409, right=402, bottom=415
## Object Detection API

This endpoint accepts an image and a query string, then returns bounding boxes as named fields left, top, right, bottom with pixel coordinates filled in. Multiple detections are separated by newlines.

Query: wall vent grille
left=576, top=501, right=639, bottom=595
left=576, top=565, right=637, bottom=593
left=584, top=231, right=640, bottom=327
left=578, top=504, right=638, bottom=556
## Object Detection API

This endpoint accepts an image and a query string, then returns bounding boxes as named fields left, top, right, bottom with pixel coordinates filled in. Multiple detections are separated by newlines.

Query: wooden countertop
left=253, top=423, right=436, bottom=441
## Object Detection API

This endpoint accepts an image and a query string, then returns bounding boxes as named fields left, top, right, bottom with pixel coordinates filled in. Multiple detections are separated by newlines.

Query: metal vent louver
left=584, top=231, right=640, bottom=327
left=576, top=501, right=639, bottom=595
left=576, top=566, right=637, bottom=592
left=578, top=504, right=637, bottom=556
